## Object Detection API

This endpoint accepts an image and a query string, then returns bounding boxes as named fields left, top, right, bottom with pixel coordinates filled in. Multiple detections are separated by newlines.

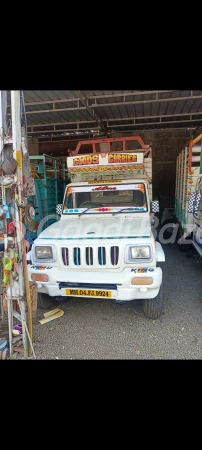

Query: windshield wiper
left=78, top=207, right=93, bottom=217
left=78, top=203, right=103, bottom=217
left=112, top=207, right=137, bottom=216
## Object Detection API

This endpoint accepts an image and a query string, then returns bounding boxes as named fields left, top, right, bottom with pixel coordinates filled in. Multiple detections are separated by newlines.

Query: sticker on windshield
left=92, top=186, right=117, bottom=191
left=67, top=188, right=74, bottom=194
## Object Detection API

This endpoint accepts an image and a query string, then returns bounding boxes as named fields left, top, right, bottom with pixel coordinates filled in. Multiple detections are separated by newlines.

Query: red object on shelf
left=7, top=222, right=15, bottom=234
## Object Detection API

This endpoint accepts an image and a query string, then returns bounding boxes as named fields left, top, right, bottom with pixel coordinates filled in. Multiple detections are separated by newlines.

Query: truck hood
left=37, top=217, right=151, bottom=240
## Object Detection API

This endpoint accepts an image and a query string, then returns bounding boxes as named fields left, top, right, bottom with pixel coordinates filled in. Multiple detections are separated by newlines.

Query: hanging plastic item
left=2, top=257, right=13, bottom=271
left=7, top=222, right=15, bottom=234
left=12, top=324, right=22, bottom=335
left=0, top=338, right=8, bottom=360
left=2, top=155, right=17, bottom=175
left=0, top=175, right=16, bottom=186
left=2, top=252, right=18, bottom=286
left=6, top=280, right=20, bottom=298
left=3, top=269, right=10, bottom=285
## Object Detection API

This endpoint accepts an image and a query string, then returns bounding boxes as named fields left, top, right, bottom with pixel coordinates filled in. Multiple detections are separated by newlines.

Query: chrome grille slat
left=86, top=247, right=93, bottom=265
left=98, top=247, right=106, bottom=265
left=110, top=246, right=119, bottom=265
left=61, top=245, right=120, bottom=268
left=62, top=247, right=69, bottom=266
left=74, top=247, right=81, bottom=266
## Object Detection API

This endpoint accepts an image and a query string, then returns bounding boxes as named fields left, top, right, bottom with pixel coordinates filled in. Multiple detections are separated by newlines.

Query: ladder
left=0, top=90, right=35, bottom=358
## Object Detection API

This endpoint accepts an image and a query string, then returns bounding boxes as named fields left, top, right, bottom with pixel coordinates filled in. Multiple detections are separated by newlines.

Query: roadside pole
left=11, top=91, right=30, bottom=357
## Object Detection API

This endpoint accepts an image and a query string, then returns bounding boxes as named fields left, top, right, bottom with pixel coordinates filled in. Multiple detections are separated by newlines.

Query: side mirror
left=150, top=200, right=159, bottom=213
left=56, top=204, right=63, bottom=216
left=187, top=192, right=202, bottom=213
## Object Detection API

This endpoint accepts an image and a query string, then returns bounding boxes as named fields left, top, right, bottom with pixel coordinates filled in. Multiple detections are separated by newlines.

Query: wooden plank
left=29, top=282, right=38, bottom=313
left=13, top=346, right=24, bottom=353
left=39, top=309, right=64, bottom=324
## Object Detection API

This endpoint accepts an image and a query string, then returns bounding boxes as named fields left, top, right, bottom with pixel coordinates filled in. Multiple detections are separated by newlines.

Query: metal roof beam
left=26, top=111, right=202, bottom=130
left=89, top=95, right=202, bottom=108
left=27, top=120, right=97, bottom=129
left=35, top=127, right=196, bottom=143
left=19, top=94, right=202, bottom=116
left=107, top=113, right=202, bottom=123
left=27, top=118, right=202, bottom=135
left=22, top=90, right=177, bottom=107
left=106, top=118, right=202, bottom=128
left=75, top=90, right=108, bottom=135
left=28, top=127, right=100, bottom=134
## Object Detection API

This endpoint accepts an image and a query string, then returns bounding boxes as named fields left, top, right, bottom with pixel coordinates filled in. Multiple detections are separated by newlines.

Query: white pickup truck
left=28, top=136, right=165, bottom=319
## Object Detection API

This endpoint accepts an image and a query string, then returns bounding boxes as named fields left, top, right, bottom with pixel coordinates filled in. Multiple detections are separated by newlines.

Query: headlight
left=125, top=245, right=152, bottom=263
left=35, top=246, right=53, bottom=259
left=130, top=246, right=150, bottom=259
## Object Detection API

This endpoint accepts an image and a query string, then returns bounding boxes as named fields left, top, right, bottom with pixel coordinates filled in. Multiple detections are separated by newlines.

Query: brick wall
left=28, top=138, right=39, bottom=156
left=148, top=130, right=191, bottom=208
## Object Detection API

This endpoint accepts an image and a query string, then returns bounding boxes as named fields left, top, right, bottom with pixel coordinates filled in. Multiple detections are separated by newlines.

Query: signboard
left=73, top=155, right=99, bottom=166
left=108, top=153, right=137, bottom=163
left=67, top=152, right=143, bottom=169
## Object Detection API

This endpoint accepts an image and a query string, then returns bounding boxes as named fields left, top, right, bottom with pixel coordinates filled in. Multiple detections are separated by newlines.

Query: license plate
left=65, top=288, right=112, bottom=298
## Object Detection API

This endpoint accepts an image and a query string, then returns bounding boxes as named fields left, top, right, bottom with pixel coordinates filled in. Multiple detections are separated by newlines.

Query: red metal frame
left=69, top=136, right=151, bottom=156
left=192, top=133, right=202, bottom=146
left=188, top=133, right=202, bottom=174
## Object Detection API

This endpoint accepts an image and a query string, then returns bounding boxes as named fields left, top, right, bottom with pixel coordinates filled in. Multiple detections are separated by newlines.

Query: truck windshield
left=63, top=183, right=147, bottom=214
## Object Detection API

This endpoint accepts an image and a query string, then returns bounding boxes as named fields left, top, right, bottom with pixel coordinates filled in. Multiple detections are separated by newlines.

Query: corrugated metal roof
left=8, top=90, right=202, bottom=141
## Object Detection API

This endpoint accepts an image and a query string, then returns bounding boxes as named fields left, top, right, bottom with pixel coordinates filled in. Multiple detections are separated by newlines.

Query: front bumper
left=28, top=266, right=163, bottom=301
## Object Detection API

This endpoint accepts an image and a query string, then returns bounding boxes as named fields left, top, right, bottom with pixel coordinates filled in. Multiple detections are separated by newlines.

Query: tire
left=143, top=285, right=164, bottom=319
left=37, top=292, right=55, bottom=309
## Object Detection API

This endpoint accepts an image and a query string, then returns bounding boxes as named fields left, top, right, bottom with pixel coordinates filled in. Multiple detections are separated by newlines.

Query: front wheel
left=37, top=292, right=55, bottom=309
left=143, top=285, right=164, bottom=319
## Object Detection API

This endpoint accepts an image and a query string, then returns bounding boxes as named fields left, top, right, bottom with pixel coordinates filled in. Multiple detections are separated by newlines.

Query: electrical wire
left=6, top=119, right=12, bottom=136
left=20, top=91, right=27, bottom=135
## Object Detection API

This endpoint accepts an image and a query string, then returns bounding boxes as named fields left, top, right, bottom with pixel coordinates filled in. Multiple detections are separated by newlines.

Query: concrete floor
left=32, top=243, right=202, bottom=360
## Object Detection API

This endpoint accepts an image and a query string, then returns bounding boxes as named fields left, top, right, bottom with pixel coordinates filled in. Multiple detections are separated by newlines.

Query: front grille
left=110, top=246, right=119, bottom=265
left=61, top=245, right=120, bottom=268
left=62, top=248, right=69, bottom=265
left=86, top=247, right=93, bottom=265
left=74, top=248, right=81, bottom=266
left=98, top=247, right=106, bottom=265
